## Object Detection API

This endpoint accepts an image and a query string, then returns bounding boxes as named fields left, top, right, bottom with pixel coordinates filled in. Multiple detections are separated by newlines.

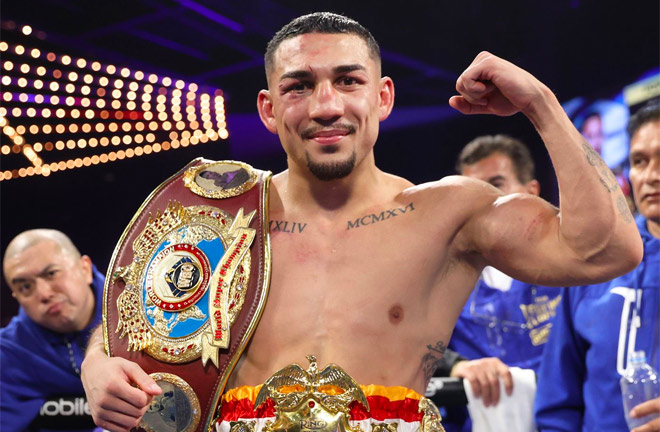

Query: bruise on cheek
left=388, top=304, right=404, bottom=324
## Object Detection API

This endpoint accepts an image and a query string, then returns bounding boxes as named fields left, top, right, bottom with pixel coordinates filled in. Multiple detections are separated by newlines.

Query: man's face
left=257, top=33, right=394, bottom=181
left=582, top=115, right=603, bottom=155
left=629, top=119, right=660, bottom=224
left=461, top=152, right=539, bottom=196
left=4, top=240, right=94, bottom=333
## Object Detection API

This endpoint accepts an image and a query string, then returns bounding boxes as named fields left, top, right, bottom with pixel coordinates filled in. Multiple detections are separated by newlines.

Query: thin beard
left=306, top=151, right=356, bottom=181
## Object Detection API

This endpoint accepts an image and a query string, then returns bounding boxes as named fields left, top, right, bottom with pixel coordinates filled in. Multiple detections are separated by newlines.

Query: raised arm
left=81, top=326, right=161, bottom=431
left=450, top=52, right=642, bottom=285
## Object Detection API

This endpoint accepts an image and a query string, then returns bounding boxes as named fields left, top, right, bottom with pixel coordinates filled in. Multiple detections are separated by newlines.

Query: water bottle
left=620, top=350, right=660, bottom=430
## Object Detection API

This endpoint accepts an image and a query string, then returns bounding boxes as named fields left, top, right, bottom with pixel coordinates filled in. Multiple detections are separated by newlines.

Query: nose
left=308, top=81, right=344, bottom=122
left=34, top=278, right=55, bottom=303
left=645, top=157, right=660, bottom=183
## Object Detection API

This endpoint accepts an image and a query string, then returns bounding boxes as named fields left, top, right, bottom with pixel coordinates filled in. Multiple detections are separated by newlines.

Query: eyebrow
left=10, top=264, right=57, bottom=285
left=486, top=175, right=506, bottom=184
left=279, top=64, right=367, bottom=82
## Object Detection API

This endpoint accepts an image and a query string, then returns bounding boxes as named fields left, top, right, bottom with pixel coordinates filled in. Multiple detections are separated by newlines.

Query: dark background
left=1, top=0, right=658, bottom=322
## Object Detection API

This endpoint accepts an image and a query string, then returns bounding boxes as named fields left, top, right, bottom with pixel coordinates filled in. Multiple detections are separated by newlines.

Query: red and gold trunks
left=216, top=384, right=445, bottom=432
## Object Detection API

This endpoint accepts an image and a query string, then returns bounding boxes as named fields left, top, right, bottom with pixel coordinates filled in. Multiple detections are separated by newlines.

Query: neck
left=277, top=153, right=381, bottom=212
left=76, top=287, right=96, bottom=332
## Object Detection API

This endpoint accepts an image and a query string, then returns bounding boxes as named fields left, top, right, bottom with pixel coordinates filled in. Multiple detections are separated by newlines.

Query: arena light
left=0, top=24, right=228, bottom=181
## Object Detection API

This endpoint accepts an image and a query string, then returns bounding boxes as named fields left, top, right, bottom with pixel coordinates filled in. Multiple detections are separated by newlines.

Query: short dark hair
left=456, top=134, right=535, bottom=184
left=265, top=12, right=381, bottom=78
left=627, top=99, right=660, bottom=140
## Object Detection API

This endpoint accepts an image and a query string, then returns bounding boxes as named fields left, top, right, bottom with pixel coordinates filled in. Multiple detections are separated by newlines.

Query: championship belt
left=103, top=158, right=272, bottom=432
left=247, top=356, right=446, bottom=432
left=253, top=355, right=369, bottom=432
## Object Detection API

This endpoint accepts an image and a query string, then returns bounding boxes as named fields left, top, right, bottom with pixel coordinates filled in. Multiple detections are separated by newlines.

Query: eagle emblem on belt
left=255, top=355, right=369, bottom=432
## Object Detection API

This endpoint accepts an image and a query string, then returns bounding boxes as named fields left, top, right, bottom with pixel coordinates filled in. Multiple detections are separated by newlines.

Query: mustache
left=300, top=124, right=356, bottom=140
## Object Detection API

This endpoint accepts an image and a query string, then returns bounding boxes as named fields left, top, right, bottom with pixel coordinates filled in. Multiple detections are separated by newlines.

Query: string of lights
left=0, top=22, right=228, bottom=181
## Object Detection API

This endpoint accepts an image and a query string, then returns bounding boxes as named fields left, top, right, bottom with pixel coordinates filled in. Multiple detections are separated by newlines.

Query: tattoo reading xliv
left=421, top=341, right=447, bottom=382
left=346, top=203, right=414, bottom=230
left=582, top=142, right=634, bottom=223
left=269, top=220, right=307, bottom=234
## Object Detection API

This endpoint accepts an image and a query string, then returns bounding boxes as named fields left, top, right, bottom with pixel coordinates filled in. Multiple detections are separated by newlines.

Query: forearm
left=85, top=325, right=107, bottom=357
left=524, top=88, right=642, bottom=272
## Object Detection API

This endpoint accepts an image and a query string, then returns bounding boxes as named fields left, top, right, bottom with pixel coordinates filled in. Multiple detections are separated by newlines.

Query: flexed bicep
left=466, top=192, right=612, bottom=286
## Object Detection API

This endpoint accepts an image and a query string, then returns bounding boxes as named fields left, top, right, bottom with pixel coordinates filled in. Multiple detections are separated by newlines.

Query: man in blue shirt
left=535, top=100, right=660, bottom=431
left=1, top=229, right=104, bottom=432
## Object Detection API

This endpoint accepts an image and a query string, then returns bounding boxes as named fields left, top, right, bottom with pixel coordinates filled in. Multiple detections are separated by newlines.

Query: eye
left=337, top=76, right=360, bottom=87
left=631, top=156, right=647, bottom=168
left=15, top=281, right=35, bottom=297
left=284, top=81, right=312, bottom=94
left=490, top=181, right=505, bottom=190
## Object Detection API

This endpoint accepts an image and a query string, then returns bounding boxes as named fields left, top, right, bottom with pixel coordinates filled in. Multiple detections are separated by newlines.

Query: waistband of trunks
left=219, top=384, right=424, bottom=423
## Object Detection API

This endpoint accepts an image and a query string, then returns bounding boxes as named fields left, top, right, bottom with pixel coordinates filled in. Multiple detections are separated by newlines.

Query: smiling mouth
left=300, top=124, right=356, bottom=142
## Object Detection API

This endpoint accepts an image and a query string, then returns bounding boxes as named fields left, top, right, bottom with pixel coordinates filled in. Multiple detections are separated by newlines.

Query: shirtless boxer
left=81, top=12, right=642, bottom=431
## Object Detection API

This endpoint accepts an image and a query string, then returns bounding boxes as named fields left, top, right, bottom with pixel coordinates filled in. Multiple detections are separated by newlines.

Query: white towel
left=463, top=367, right=537, bottom=432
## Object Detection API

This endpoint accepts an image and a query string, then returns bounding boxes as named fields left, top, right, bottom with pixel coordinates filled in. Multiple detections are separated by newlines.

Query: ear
left=79, top=255, right=93, bottom=285
left=524, top=179, right=540, bottom=196
left=378, top=76, right=395, bottom=122
left=257, top=90, right=278, bottom=134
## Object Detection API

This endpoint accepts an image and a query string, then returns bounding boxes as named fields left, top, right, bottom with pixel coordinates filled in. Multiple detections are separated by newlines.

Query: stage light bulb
left=15, top=45, right=25, bottom=55
left=61, top=55, right=71, bottom=65
left=22, top=25, right=33, bottom=35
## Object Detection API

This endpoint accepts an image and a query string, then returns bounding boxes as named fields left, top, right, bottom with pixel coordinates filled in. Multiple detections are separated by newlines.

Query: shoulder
left=0, top=312, right=51, bottom=353
left=401, top=175, right=500, bottom=210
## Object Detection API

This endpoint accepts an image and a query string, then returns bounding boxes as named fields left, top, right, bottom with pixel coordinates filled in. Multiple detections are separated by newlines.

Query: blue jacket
left=449, top=271, right=561, bottom=372
left=534, top=215, right=660, bottom=431
left=0, top=265, right=104, bottom=432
